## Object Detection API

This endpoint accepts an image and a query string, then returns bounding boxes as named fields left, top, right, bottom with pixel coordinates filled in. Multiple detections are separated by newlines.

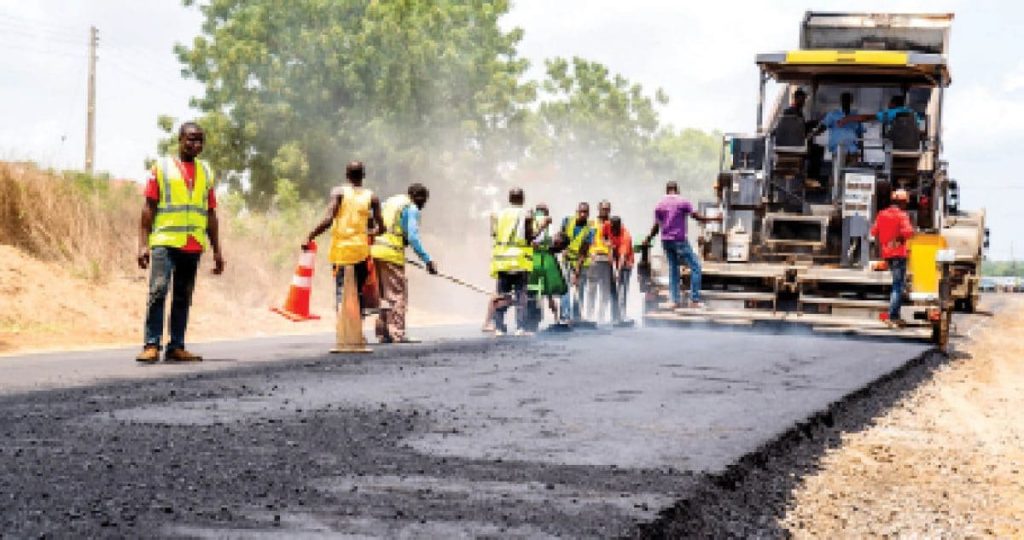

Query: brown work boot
left=135, top=345, right=160, bottom=363
left=164, top=348, right=203, bottom=362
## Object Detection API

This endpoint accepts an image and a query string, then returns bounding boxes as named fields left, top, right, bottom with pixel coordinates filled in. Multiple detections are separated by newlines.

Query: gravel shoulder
left=781, top=294, right=1024, bottom=537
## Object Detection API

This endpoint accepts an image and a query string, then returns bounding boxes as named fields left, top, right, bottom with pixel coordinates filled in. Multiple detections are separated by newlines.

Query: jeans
left=144, top=246, right=201, bottom=351
left=617, top=266, right=632, bottom=320
left=559, top=260, right=587, bottom=321
left=662, top=240, right=702, bottom=304
left=586, top=260, right=616, bottom=323
left=494, top=271, right=528, bottom=332
left=334, top=261, right=369, bottom=312
left=887, top=257, right=907, bottom=320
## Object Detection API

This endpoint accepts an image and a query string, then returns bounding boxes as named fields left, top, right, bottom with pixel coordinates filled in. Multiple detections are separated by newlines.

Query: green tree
left=172, top=0, right=535, bottom=206
left=533, top=56, right=666, bottom=182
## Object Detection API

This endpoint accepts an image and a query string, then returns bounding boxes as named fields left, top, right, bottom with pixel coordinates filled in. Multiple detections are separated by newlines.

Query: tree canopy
left=165, top=0, right=721, bottom=211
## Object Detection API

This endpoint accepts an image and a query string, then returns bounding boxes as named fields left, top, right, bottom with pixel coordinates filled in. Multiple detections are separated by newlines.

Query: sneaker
left=688, top=301, right=707, bottom=310
left=135, top=345, right=159, bottom=363
left=514, top=330, right=535, bottom=337
left=658, top=301, right=680, bottom=310
left=165, top=348, right=203, bottom=362
left=494, top=329, right=506, bottom=337
left=396, top=337, right=421, bottom=344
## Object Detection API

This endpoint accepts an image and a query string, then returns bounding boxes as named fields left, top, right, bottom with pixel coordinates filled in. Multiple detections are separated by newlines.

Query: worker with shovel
left=370, top=183, right=437, bottom=344
left=490, top=188, right=536, bottom=336
left=525, top=203, right=567, bottom=332
left=559, top=202, right=595, bottom=325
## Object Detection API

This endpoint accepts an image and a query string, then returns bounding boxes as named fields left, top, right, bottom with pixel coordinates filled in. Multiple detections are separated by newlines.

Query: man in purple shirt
left=643, top=181, right=720, bottom=308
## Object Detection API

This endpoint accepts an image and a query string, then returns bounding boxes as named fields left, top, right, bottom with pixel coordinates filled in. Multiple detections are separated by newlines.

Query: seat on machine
left=888, top=112, right=922, bottom=157
left=774, top=114, right=807, bottom=154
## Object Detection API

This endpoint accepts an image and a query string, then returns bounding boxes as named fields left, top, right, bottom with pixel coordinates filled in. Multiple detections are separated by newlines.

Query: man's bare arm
left=643, top=222, right=660, bottom=246
left=369, top=195, right=384, bottom=237
left=137, top=199, right=157, bottom=269
left=305, top=193, right=341, bottom=246
left=208, top=208, right=225, bottom=274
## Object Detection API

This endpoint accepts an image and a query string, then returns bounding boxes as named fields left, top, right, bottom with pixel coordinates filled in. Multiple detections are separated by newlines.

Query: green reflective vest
left=370, top=194, right=412, bottom=265
left=149, top=157, right=212, bottom=250
left=490, top=207, right=533, bottom=277
left=563, top=218, right=595, bottom=268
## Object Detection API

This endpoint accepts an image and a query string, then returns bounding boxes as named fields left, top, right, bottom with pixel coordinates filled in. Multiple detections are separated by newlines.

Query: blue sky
left=1, top=0, right=1020, bottom=258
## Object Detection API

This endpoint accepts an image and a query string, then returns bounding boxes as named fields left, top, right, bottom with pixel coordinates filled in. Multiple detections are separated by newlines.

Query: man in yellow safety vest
left=136, top=121, right=225, bottom=363
left=304, top=161, right=384, bottom=314
left=490, top=187, right=536, bottom=336
left=558, top=202, right=595, bottom=323
left=370, top=183, right=437, bottom=343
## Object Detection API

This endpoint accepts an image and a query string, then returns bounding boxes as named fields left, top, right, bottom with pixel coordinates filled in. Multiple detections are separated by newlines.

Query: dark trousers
left=887, top=257, right=907, bottom=320
left=334, top=261, right=369, bottom=311
left=494, top=271, right=528, bottom=333
left=144, top=246, right=201, bottom=351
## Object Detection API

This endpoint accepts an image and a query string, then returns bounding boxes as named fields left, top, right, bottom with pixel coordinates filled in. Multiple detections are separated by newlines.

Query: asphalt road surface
left=0, top=324, right=934, bottom=537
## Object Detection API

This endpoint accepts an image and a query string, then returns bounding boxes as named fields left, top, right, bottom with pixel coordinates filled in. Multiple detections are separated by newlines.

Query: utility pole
left=85, top=25, right=98, bottom=174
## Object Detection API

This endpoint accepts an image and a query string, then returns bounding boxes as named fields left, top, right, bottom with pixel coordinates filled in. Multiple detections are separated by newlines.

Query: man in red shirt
left=136, top=122, right=225, bottom=362
left=871, top=189, right=915, bottom=327
left=605, top=216, right=634, bottom=323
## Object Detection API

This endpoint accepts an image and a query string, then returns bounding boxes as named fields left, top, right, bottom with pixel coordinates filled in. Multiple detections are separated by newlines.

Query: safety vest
left=370, top=194, right=412, bottom=265
left=148, top=157, right=212, bottom=250
left=590, top=219, right=611, bottom=261
left=490, top=206, right=533, bottom=277
left=563, top=218, right=595, bottom=268
left=329, top=185, right=374, bottom=265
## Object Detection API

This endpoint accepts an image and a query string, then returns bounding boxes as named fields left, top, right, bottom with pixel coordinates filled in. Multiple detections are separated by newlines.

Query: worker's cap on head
left=891, top=189, right=909, bottom=202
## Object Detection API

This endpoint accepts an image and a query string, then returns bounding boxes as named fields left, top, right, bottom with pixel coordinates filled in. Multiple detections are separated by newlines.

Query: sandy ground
left=781, top=295, right=1024, bottom=537
left=0, top=245, right=472, bottom=355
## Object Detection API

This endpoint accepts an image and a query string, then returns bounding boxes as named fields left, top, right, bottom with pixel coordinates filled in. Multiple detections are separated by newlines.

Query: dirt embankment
left=0, top=162, right=479, bottom=355
left=782, top=295, right=1024, bottom=536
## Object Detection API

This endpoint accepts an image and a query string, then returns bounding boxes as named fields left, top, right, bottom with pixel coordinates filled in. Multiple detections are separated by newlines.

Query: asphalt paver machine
left=641, top=12, right=985, bottom=348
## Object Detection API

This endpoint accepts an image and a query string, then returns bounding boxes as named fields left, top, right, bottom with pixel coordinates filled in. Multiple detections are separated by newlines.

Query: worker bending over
left=370, top=183, right=437, bottom=343
left=490, top=188, right=536, bottom=336
left=606, top=215, right=634, bottom=322
left=525, top=203, right=566, bottom=331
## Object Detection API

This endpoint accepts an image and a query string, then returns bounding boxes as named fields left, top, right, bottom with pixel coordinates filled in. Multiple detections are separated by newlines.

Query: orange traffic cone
left=331, top=264, right=371, bottom=353
left=271, top=241, right=321, bottom=321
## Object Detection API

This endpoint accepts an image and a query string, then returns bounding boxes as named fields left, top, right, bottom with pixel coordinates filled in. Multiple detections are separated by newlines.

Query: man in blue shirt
left=371, top=183, right=436, bottom=343
left=840, top=95, right=921, bottom=128
left=813, top=92, right=863, bottom=161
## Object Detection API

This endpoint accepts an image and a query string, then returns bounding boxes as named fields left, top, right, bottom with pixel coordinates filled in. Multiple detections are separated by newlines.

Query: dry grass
left=0, top=162, right=137, bottom=281
left=0, top=161, right=330, bottom=306
left=0, top=162, right=478, bottom=354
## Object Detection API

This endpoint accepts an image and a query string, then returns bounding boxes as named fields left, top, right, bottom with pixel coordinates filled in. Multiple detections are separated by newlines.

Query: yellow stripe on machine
left=784, top=50, right=910, bottom=66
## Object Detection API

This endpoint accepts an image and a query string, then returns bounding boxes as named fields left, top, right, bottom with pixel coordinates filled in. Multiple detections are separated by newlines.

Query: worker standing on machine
left=871, top=189, right=915, bottom=328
